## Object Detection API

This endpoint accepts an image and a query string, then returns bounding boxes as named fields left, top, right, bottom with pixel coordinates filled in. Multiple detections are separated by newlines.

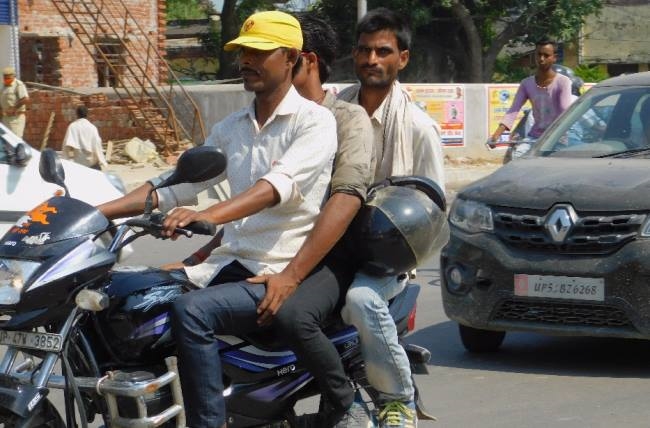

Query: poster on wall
left=403, top=84, right=465, bottom=147
left=487, top=84, right=531, bottom=147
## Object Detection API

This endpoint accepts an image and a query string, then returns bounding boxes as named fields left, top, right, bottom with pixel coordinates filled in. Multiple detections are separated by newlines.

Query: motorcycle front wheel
left=0, top=399, right=64, bottom=428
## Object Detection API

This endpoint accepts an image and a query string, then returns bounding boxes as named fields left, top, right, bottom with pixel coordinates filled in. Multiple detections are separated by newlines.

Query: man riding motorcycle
left=99, top=11, right=340, bottom=427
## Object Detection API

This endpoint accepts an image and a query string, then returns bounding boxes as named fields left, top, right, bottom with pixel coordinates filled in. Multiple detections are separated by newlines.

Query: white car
left=0, top=123, right=126, bottom=238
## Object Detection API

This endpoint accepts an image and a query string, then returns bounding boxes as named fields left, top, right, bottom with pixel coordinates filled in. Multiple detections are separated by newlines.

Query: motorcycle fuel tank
left=96, top=267, right=194, bottom=363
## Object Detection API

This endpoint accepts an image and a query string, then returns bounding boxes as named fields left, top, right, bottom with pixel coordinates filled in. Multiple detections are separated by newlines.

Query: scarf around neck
left=338, top=80, right=414, bottom=177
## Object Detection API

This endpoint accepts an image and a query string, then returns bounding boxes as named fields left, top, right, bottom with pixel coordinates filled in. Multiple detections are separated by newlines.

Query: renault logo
left=544, top=204, right=577, bottom=243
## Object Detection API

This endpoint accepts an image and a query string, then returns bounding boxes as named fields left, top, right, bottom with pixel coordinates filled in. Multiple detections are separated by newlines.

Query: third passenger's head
left=352, top=8, right=411, bottom=89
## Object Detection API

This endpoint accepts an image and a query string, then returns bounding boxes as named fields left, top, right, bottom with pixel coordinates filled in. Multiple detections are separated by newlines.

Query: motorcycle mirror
left=39, top=148, right=70, bottom=196
left=154, top=146, right=227, bottom=190
left=143, top=146, right=227, bottom=217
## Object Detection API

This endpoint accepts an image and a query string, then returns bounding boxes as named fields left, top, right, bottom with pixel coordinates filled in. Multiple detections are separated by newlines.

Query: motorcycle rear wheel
left=0, top=400, right=64, bottom=428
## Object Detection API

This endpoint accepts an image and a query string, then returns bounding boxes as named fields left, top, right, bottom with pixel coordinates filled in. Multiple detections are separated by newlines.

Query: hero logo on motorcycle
left=276, top=364, right=295, bottom=377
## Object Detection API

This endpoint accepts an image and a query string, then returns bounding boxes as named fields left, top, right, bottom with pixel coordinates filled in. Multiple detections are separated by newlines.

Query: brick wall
left=17, top=0, right=166, bottom=87
left=23, top=90, right=139, bottom=151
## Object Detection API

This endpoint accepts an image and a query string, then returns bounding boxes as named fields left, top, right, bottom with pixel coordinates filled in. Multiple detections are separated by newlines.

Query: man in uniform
left=0, top=67, right=29, bottom=138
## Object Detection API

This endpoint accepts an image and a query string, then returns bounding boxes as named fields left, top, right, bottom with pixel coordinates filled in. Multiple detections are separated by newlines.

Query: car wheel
left=458, top=323, right=505, bottom=353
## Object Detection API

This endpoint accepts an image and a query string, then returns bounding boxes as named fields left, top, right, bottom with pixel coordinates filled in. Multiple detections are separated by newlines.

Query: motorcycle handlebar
left=125, top=214, right=216, bottom=238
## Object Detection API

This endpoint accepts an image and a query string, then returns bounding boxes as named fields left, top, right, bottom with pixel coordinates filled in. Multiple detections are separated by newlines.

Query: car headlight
left=0, top=259, right=41, bottom=305
left=449, top=198, right=494, bottom=233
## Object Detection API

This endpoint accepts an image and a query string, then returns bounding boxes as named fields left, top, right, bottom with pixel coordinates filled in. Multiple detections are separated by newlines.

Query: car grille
left=493, top=207, right=646, bottom=254
left=493, top=299, right=632, bottom=328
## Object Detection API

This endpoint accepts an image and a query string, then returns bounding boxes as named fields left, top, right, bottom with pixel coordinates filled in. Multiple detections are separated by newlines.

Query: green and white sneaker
left=377, top=401, right=417, bottom=428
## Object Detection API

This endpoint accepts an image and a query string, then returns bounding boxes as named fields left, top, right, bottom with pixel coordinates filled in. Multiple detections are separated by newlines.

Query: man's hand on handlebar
left=162, top=208, right=211, bottom=238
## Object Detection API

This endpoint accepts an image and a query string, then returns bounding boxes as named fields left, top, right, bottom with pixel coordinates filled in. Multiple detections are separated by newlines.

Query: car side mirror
left=14, top=143, right=28, bottom=166
left=39, top=148, right=70, bottom=196
left=1, top=141, right=30, bottom=167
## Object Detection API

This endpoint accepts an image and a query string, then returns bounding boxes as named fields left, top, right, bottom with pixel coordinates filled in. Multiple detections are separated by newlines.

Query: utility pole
left=357, top=0, right=366, bottom=21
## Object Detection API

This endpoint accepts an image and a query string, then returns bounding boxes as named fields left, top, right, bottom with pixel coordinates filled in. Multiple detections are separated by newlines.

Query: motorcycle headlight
left=449, top=198, right=494, bottom=234
left=0, top=259, right=41, bottom=305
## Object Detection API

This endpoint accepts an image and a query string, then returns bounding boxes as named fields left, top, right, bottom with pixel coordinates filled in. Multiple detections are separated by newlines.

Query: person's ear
left=304, top=51, right=318, bottom=68
left=398, top=49, right=410, bottom=71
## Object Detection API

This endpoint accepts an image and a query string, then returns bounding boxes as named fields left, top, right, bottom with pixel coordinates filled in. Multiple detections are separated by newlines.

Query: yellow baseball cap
left=2, top=67, right=15, bottom=76
left=224, top=11, right=302, bottom=52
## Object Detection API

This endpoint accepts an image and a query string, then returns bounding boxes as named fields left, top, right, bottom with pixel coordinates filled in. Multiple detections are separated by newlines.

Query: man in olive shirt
left=0, top=67, right=29, bottom=138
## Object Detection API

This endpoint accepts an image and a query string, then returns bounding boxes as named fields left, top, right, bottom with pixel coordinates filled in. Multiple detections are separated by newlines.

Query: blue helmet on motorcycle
left=347, top=176, right=449, bottom=277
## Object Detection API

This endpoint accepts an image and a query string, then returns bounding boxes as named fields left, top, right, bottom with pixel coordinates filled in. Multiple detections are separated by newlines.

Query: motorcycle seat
left=240, top=314, right=349, bottom=353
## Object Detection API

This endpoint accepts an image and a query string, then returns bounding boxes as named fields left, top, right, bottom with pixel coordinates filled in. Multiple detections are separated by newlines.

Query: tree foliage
left=312, top=0, right=604, bottom=82
left=574, top=64, right=609, bottom=83
left=166, top=0, right=215, bottom=20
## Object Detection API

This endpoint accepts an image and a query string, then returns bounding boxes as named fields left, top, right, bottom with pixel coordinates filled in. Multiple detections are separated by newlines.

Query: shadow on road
left=407, top=320, right=650, bottom=379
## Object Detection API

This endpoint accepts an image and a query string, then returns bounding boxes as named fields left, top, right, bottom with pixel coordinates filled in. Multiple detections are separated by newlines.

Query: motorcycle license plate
left=514, top=274, right=605, bottom=302
left=0, top=330, right=63, bottom=352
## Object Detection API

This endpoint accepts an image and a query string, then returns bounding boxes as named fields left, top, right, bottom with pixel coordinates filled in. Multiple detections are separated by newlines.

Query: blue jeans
left=170, top=262, right=265, bottom=428
left=340, top=272, right=414, bottom=404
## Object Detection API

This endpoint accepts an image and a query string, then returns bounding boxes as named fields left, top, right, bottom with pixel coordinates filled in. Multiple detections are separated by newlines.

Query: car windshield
left=531, top=86, right=650, bottom=158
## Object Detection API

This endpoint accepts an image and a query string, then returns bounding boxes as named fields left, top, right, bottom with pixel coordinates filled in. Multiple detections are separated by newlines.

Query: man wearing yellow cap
left=0, top=66, right=29, bottom=138
left=99, top=10, right=339, bottom=428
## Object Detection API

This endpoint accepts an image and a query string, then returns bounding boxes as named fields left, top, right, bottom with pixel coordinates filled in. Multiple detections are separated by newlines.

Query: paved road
left=124, top=237, right=650, bottom=427
left=32, top=234, right=650, bottom=427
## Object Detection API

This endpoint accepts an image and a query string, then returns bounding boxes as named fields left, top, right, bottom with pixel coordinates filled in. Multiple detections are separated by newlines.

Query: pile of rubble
left=104, top=137, right=194, bottom=167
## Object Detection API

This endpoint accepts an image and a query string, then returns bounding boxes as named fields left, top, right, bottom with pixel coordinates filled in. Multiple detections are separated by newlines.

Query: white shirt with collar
left=157, top=86, right=337, bottom=287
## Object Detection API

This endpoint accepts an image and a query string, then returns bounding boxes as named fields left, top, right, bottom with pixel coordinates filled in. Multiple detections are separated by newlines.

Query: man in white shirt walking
left=62, top=105, right=107, bottom=170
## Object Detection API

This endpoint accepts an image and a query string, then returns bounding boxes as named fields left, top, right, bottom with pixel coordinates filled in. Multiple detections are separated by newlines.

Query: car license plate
left=514, top=274, right=604, bottom=302
left=0, top=330, right=63, bottom=352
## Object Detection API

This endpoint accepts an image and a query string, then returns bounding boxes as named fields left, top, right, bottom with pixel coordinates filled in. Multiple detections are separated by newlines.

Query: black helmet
left=552, top=64, right=584, bottom=96
left=347, top=176, right=449, bottom=277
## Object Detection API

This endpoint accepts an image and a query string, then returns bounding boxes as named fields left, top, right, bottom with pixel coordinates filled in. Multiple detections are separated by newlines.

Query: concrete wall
left=46, top=84, right=517, bottom=161
left=182, top=83, right=506, bottom=162
left=581, top=2, right=650, bottom=64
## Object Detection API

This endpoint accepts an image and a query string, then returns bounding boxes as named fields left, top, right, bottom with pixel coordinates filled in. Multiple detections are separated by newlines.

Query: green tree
left=166, top=0, right=214, bottom=20
left=313, top=0, right=604, bottom=82
left=574, top=64, right=609, bottom=83
left=217, top=0, right=278, bottom=79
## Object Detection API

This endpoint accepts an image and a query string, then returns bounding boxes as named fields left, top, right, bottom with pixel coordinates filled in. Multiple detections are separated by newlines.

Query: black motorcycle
left=0, top=146, right=433, bottom=427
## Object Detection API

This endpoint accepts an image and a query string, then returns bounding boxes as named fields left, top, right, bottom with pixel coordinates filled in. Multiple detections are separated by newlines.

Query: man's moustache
left=239, top=67, right=260, bottom=75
